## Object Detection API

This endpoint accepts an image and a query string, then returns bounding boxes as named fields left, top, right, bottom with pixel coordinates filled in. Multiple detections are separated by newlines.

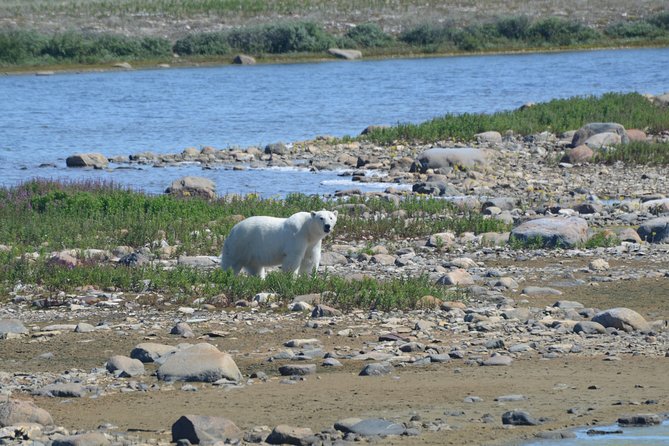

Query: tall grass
left=594, top=141, right=669, bottom=165
left=361, top=93, right=669, bottom=144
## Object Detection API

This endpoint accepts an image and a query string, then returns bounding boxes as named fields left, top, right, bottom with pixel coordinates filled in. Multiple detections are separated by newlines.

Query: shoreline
left=2, top=42, right=667, bottom=77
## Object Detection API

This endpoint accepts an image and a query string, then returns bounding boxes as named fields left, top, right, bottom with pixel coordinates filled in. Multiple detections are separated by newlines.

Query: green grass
left=360, top=93, right=669, bottom=144
left=0, top=180, right=510, bottom=255
left=594, top=141, right=669, bottom=165
left=0, top=251, right=455, bottom=311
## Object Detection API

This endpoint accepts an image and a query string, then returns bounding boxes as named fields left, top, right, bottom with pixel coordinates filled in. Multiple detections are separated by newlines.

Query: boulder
left=328, top=48, right=362, bottom=60
left=474, top=131, right=502, bottom=145
left=232, top=54, right=256, bottom=65
left=412, top=181, right=460, bottom=196
left=266, top=425, right=315, bottom=445
left=334, top=418, right=405, bottom=437
left=564, top=144, right=595, bottom=163
left=641, top=198, right=669, bottom=214
left=34, top=383, right=87, bottom=398
left=412, top=148, right=488, bottom=172
left=165, top=176, right=216, bottom=200
left=47, top=251, right=78, bottom=268
left=156, top=343, right=242, bottom=383
left=574, top=321, right=607, bottom=334
left=130, top=343, right=178, bottom=363
left=637, top=216, right=669, bottom=243
left=510, top=217, right=588, bottom=248
left=0, top=319, right=28, bottom=337
left=584, top=132, right=622, bottom=149
left=65, top=153, right=109, bottom=169
left=502, top=410, right=540, bottom=426
left=51, top=432, right=110, bottom=446
left=436, top=269, right=475, bottom=286
left=626, top=129, right=647, bottom=141
left=571, top=123, right=629, bottom=147
left=359, top=362, right=394, bottom=376
left=592, top=308, right=650, bottom=332
left=172, top=415, right=242, bottom=444
left=0, top=400, right=53, bottom=427
left=105, top=355, right=145, bottom=377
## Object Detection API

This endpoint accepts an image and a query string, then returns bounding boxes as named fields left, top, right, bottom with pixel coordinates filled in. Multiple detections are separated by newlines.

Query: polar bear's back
left=221, top=213, right=311, bottom=269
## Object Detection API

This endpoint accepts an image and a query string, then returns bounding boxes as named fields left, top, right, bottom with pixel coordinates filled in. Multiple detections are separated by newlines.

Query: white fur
left=221, top=210, right=338, bottom=278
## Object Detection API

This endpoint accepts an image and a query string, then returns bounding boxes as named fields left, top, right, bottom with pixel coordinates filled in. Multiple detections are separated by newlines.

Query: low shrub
left=345, top=23, right=393, bottom=48
left=527, top=17, right=598, bottom=46
left=173, top=32, right=231, bottom=55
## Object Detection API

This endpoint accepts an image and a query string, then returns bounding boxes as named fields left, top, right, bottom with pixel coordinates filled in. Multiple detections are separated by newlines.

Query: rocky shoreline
left=2, top=116, right=669, bottom=445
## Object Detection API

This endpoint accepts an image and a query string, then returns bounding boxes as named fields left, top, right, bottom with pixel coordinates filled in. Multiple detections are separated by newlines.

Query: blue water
left=1, top=47, right=668, bottom=196
left=525, top=420, right=669, bottom=446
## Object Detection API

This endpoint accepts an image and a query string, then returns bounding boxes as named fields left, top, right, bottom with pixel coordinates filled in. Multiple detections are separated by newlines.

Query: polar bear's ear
left=333, top=210, right=338, bottom=217
left=311, top=211, right=316, bottom=217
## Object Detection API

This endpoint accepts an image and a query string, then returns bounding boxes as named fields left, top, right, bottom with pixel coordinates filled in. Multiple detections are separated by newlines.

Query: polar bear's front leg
left=282, top=246, right=306, bottom=276
left=299, top=241, right=322, bottom=275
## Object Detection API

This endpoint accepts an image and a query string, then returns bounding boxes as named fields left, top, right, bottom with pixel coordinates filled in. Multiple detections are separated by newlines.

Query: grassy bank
left=1, top=12, right=669, bottom=69
left=359, top=92, right=669, bottom=144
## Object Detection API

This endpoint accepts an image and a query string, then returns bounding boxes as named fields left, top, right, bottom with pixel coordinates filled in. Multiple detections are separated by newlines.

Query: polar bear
left=221, top=210, right=338, bottom=278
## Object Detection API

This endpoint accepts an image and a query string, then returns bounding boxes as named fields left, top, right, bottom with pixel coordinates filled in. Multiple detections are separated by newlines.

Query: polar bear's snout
left=324, top=224, right=332, bottom=233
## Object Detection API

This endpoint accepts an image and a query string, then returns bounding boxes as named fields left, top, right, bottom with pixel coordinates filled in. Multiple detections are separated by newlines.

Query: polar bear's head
left=311, top=210, right=338, bottom=235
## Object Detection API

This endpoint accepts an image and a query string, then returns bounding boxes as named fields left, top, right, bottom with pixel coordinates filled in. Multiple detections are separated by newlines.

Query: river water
left=1, top=47, right=668, bottom=196
left=525, top=420, right=669, bottom=446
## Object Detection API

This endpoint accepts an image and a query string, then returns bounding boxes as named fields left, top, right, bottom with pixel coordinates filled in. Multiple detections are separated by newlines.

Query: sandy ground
left=1, top=274, right=667, bottom=445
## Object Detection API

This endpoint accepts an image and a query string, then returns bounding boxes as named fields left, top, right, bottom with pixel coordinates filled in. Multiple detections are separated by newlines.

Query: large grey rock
left=641, top=198, right=669, bottom=214
left=571, top=123, right=629, bottom=147
left=637, top=216, right=669, bottom=243
left=574, top=321, right=607, bottom=335
left=436, top=269, right=475, bottom=286
left=412, top=181, right=460, bottom=196
left=617, top=414, right=661, bottom=426
left=334, top=418, right=406, bottom=436
left=510, top=217, right=588, bottom=248
left=130, top=343, right=178, bottom=363
left=413, top=148, right=488, bottom=172
left=584, top=132, right=622, bottom=149
left=328, top=48, right=362, bottom=60
left=172, top=415, right=242, bottom=444
left=66, top=153, right=109, bottom=169
left=232, top=54, right=255, bottom=65
left=0, top=319, right=28, bottom=337
left=502, top=410, right=540, bottom=426
left=592, top=308, right=650, bottom=332
left=359, top=362, right=394, bottom=376
left=278, top=364, right=317, bottom=376
left=165, top=176, right=216, bottom=199
left=0, top=400, right=53, bottom=427
left=156, top=343, right=242, bottom=383
left=34, top=383, right=87, bottom=398
left=266, top=424, right=315, bottom=445
left=475, top=131, right=503, bottom=145
left=51, top=432, right=110, bottom=446
left=106, top=355, right=145, bottom=377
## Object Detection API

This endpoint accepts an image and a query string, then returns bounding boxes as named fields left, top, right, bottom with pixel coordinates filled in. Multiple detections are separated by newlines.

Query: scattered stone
left=51, top=432, right=110, bottom=446
left=617, top=414, right=661, bottom=426
left=359, top=362, right=394, bottom=376
left=165, top=176, right=216, bottom=199
left=130, top=343, right=178, bottom=363
left=265, top=424, right=315, bottom=445
left=278, top=364, right=317, bottom=376
left=502, top=410, right=540, bottom=426
left=172, top=415, right=242, bottom=444
left=334, top=418, right=405, bottom=437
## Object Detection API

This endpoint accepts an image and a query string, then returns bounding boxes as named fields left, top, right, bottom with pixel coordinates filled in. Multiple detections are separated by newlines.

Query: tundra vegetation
left=0, top=10, right=668, bottom=68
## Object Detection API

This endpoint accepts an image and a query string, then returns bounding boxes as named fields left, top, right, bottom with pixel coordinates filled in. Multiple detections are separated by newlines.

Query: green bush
left=400, top=23, right=455, bottom=46
left=648, top=12, right=669, bottom=30
left=605, top=21, right=665, bottom=39
left=345, top=23, right=393, bottom=48
left=0, top=30, right=46, bottom=64
left=173, top=32, right=231, bottom=55
left=225, top=21, right=334, bottom=54
left=528, top=17, right=597, bottom=45
left=496, top=16, right=531, bottom=40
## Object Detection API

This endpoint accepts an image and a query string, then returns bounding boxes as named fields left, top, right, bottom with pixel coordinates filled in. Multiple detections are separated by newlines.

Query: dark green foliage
left=527, top=17, right=598, bottom=46
left=173, top=32, right=231, bottom=55
left=495, top=16, right=531, bottom=40
left=0, top=30, right=47, bottom=64
left=399, top=23, right=456, bottom=46
left=605, top=21, right=665, bottom=39
left=362, top=93, right=669, bottom=144
left=648, top=12, right=669, bottom=30
left=345, top=23, right=393, bottom=48
left=225, top=21, right=334, bottom=54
